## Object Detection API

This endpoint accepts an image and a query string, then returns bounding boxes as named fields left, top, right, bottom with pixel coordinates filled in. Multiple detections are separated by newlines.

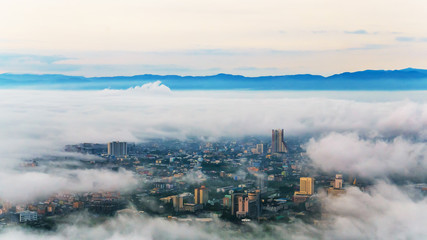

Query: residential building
left=295, top=177, right=314, bottom=195
left=107, top=141, right=127, bottom=156
left=194, top=186, right=209, bottom=205
left=18, top=211, right=37, bottom=222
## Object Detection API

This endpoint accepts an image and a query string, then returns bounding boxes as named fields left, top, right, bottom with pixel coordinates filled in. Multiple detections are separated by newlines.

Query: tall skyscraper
left=194, top=186, right=209, bottom=204
left=271, top=129, right=287, bottom=153
left=295, top=177, right=314, bottom=195
left=107, top=141, right=127, bottom=157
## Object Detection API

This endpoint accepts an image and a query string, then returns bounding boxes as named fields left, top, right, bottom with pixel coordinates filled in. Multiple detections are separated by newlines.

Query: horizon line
left=0, top=67, right=425, bottom=79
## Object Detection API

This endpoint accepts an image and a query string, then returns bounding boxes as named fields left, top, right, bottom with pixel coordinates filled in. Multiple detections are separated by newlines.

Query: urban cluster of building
left=1, top=129, right=361, bottom=228
left=0, top=191, right=126, bottom=227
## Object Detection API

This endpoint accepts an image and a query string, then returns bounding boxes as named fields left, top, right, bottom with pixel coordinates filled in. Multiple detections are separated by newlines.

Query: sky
left=1, top=0, right=427, bottom=76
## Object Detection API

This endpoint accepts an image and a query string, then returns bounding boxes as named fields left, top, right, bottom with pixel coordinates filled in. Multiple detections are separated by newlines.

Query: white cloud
left=0, top=89, right=425, bottom=161
left=320, top=181, right=427, bottom=239
left=180, top=169, right=207, bottom=184
left=103, top=81, right=172, bottom=95
left=0, top=213, right=218, bottom=240
left=306, top=133, right=427, bottom=178
left=0, top=87, right=425, bottom=202
left=0, top=168, right=138, bottom=203
left=128, top=81, right=171, bottom=94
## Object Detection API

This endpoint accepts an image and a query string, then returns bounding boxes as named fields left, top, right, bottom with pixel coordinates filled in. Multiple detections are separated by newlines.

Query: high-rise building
left=231, top=193, right=243, bottom=216
left=256, top=174, right=267, bottom=193
left=295, top=177, right=314, bottom=195
left=256, top=144, right=264, bottom=154
left=194, top=186, right=209, bottom=204
left=107, top=141, right=127, bottom=156
left=235, top=191, right=261, bottom=219
left=18, top=211, right=38, bottom=222
left=328, top=174, right=346, bottom=196
left=172, top=195, right=184, bottom=211
left=236, top=195, right=249, bottom=218
left=194, top=188, right=199, bottom=204
left=249, top=190, right=261, bottom=218
left=271, top=129, right=287, bottom=153
left=333, top=174, right=343, bottom=189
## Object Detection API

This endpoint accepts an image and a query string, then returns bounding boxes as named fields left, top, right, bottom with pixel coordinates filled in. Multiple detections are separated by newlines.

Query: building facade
left=295, top=177, right=314, bottom=195
left=271, top=129, right=287, bottom=153
left=232, top=191, right=261, bottom=219
left=19, top=211, right=38, bottom=222
left=333, top=174, right=343, bottom=189
left=194, top=186, right=209, bottom=205
left=256, top=143, right=264, bottom=154
left=107, top=141, right=127, bottom=156
left=328, top=174, right=346, bottom=196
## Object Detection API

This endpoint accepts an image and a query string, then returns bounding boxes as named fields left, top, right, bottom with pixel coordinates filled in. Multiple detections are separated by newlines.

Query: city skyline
left=0, top=0, right=426, bottom=239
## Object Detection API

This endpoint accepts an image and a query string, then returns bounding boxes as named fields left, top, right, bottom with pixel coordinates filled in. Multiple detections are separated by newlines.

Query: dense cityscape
left=1, top=1, right=426, bottom=239
left=0, top=129, right=396, bottom=231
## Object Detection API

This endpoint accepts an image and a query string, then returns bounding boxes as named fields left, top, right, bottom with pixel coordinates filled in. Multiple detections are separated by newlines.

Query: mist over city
left=1, top=1, right=427, bottom=239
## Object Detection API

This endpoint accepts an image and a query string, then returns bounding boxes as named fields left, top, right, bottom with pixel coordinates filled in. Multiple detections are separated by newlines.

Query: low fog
left=0, top=82, right=426, bottom=239
left=306, top=133, right=427, bottom=179
left=0, top=83, right=425, bottom=163
left=0, top=169, right=138, bottom=203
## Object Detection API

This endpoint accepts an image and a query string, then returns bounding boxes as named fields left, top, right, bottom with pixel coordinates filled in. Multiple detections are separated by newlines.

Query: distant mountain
left=328, top=69, right=427, bottom=80
left=0, top=68, right=426, bottom=90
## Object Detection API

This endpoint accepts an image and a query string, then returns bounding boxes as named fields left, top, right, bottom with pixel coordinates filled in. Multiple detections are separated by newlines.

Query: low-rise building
left=18, top=211, right=37, bottom=222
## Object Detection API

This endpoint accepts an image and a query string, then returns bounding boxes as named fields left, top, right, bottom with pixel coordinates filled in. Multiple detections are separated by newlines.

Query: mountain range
left=0, top=68, right=426, bottom=90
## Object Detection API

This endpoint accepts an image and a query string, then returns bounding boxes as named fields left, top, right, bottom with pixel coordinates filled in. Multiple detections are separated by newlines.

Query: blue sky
left=0, top=0, right=426, bottom=76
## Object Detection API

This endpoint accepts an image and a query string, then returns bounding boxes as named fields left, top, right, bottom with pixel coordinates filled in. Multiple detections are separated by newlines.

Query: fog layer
left=0, top=83, right=426, bottom=239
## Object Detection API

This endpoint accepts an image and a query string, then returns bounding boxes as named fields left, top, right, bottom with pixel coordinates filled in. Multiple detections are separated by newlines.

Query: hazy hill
left=0, top=68, right=426, bottom=90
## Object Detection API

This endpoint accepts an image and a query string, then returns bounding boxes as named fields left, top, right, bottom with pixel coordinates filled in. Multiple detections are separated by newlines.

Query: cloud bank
left=320, top=181, right=427, bottom=239
left=0, top=83, right=426, bottom=240
left=0, top=169, right=139, bottom=203
left=306, top=133, right=427, bottom=179
left=0, top=84, right=425, bottom=173
left=103, top=81, right=172, bottom=95
left=1, top=88, right=425, bottom=159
